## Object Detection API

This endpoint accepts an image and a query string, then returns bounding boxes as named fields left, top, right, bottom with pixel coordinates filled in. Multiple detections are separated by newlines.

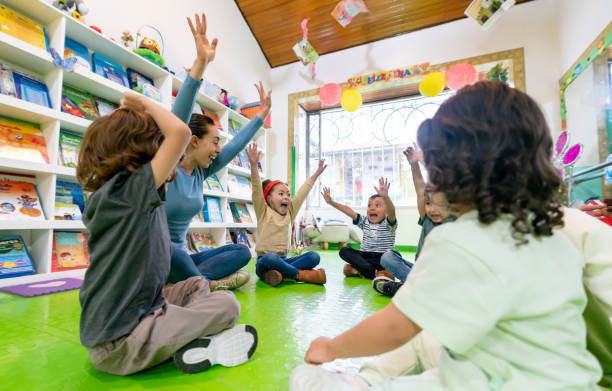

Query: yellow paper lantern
left=341, top=88, right=362, bottom=112
left=419, top=72, right=446, bottom=97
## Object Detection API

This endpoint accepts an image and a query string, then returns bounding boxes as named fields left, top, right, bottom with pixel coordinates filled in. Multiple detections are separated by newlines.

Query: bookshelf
left=0, top=0, right=268, bottom=286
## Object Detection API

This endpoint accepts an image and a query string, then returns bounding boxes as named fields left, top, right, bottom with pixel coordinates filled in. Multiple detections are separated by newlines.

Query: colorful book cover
left=202, top=197, right=223, bottom=223
left=61, top=85, right=99, bottom=120
left=51, top=231, right=89, bottom=272
left=59, top=131, right=83, bottom=168
left=228, top=119, right=242, bottom=136
left=189, top=232, right=217, bottom=252
left=235, top=229, right=250, bottom=247
left=92, top=53, right=129, bottom=88
left=0, top=62, right=17, bottom=97
left=0, top=173, right=44, bottom=220
left=0, top=116, right=49, bottom=164
left=230, top=202, right=253, bottom=223
left=0, top=5, right=47, bottom=51
left=203, top=109, right=223, bottom=131
left=238, top=151, right=250, bottom=169
left=54, top=202, right=81, bottom=221
left=0, top=235, right=35, bottom=278
left=13, top=71, right=52, bottom=108
left=206, top=174, right=224, bottom=192
left=94, top=97, right=118, bottom=116
left=55, top=181, right=85, bottom=220
left=64, top=37, right=91, bottom=72
left=231, top=155, right=242, bottom=167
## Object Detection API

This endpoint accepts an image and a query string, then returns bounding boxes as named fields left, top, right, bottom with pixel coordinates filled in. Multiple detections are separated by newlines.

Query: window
left=296, top=92, right=453, bottom=208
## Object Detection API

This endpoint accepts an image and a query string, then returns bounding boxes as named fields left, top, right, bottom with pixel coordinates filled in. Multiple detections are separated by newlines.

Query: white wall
left=81, top=0, right=271, bottom=104
left=270, top=0, right=562, bottom=245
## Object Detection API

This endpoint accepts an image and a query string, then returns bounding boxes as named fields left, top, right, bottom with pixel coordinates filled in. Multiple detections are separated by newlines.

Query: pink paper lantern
left=319, top=83, right=343, bottom=106
left=445, top=63, right=477, bottom=91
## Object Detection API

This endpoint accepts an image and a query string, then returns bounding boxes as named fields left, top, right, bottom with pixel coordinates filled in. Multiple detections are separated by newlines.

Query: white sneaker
left=174, top=324, right=257, bottom=374
left=212, top=270, right=250, bottom=290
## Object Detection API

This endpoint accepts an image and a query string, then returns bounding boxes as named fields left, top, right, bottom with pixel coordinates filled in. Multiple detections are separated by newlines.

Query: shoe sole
left=372, top=276, right=393, bottom=295
left=174, top=324, right=258, bottom=374
left=263, top=270, right=282, bottom=287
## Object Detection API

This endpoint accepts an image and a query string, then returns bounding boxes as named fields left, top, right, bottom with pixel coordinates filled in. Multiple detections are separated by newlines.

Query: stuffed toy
left=53, top=0, right=89, bottom=21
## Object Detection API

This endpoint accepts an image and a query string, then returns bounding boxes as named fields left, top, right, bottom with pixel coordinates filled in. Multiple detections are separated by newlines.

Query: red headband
left=263, top=180, right=282, bottom=201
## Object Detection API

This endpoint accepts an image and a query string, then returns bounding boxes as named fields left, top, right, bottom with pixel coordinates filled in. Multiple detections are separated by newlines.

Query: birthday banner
left=347, top=63, right=431, bottom=88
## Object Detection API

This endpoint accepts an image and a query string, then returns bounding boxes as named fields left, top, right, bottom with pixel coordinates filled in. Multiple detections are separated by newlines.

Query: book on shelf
left=55, top=181, right=86, bottom=221
left=13, top=71, right=52, bottom=108
left=188, top=232, right=217, bottom=253
left=64, top=37, right=92, bottom=72
left=92, top=53, right=130, bottom=88
left=191, top=209, right=204, bottom=223
left=0, top=62, right=17, bottom=98
left=238, top=151, right=250, bottom=169
left=127, top=68, right=161, bottom=102
left=227, top=174, right=251, bottom=197
left=205, top=174, right=224, bottom=192
left=203, top=109, right=223, bottom=132
left=0, top=115, right=49, bottom=164
left=0, top=172, right=45, bottom=220
left=51, top=231, right=89, bottom=272
left=0, top=5, right=47, bottom=51
left=229, top=201, right=253, bottom=223
left=94, top=97, right=118, bottom=116
left=0, top=235, right=35, bottom=279
left=236, top=229, right=250, bottom=247
left=202, top=197, right=223, bottom=223
left=61, top=85, right=99, bottom=120
left=231, top=154, right=241, bottom=167
left=228, top=119, right=242, bottom=136
left=59, top=130, right=83, bottom=168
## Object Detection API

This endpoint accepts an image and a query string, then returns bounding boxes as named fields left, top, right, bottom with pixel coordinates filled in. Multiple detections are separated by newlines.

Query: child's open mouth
left=369, top=213, right=378, bottom=220
left=280, top=202, right=289, bottom=210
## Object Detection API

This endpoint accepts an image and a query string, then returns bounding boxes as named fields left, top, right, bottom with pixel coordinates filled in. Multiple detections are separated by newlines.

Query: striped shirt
left=354, top=214, right=397, bottom=253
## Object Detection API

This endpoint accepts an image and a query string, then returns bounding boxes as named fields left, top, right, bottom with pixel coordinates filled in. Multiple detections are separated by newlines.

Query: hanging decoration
left=347, top=63, right=430, bottom=88
left=552, top=130, right=583, bottom=172
left=319, top=83, right=343, bottom=106
left=465, top=0, right=515, bottom=30
left=340, top=88, right=362, bottom=112
left=419, top=72, right=446, bottom=97
left=331, top=0, right=368, bottom=27
left=445, top=63, right=477, bottom=91
left=292, top=19, right=319, bottom=79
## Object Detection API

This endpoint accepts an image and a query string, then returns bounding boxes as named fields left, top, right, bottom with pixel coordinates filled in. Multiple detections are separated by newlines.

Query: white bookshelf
left=0, top=0, right=269, bottom=286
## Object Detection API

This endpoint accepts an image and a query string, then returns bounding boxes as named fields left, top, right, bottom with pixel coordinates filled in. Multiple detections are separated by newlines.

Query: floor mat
left=0, top=277, right=83, bottom=297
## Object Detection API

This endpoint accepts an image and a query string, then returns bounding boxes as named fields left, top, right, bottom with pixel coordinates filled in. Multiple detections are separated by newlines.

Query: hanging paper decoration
left=419, top=72, right=446, bottom=97
left=465, top=0, right=515, bottom=30
left=340, top=89, right=362, bottom=112
left=319, top=83, right=343, bottom=106
left=445, top=63, right=477, bottom=91
left=347, top=63, right=430, bottom=88
left=292, top=19, right=319, bottom=79
left=331, top=0, right=368, bottom=27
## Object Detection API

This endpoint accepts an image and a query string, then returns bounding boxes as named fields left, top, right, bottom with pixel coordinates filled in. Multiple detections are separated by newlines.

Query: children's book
left=92, top=53, right=129, bottom=88
left=202, top=197, right=223, bottom=223
left=230, top=202, right=253, bottom=223
left=188, top=232, right=217, bottom=252
left=0, top=116, right=49, bottom=164
left=0, top=5, right=47, bottom=51
left=13, top=71, right=52, bottom=108
left=0, top=62, right=17, bottom=98
left=51, top=231, right=89, bottom=272
left=203, top=109, right=223, bottom=132
left=55, top=181, right=85, bottom=220
left=59, top=130, right=83, bottom=168
left=61, top=85, right=99, bottom=120
left=238, top=151, right=250, bottom=169
left=228, top=119, right=242, bottom=136
left=227, top=174, right=251, bottom=196
left=205, top=174, right=224, bottom=192
left=64, top=37, right=91, bottom=72
left=235, top=229, right=250, bottom=247
left=94, top=96, right=118, bottom=116
left=0, top=235, right=35, bottom=278
left=126, top=68, right=161, bottom=101
left=0, top=173, right=44, bottom=220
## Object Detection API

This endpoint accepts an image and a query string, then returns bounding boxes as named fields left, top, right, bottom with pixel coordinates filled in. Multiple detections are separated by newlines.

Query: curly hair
left=417, top=81, right=563, bottom=243
left=77, top=108, right=176, bottom=191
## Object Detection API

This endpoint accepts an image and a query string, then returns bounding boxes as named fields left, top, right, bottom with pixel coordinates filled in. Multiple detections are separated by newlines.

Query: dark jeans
left=169, top=243, right=252, bottom=283
left=255, top=251, right=320, bottom=280
left=339, top=246, right=385, bottom=279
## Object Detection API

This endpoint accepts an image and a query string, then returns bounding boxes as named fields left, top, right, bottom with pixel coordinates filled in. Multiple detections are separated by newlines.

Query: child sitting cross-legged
left=372, top=144, right=456, bottom=297
left=321, top=178, right=396, bottom=280
left=246, top=144, right=327, bottom=287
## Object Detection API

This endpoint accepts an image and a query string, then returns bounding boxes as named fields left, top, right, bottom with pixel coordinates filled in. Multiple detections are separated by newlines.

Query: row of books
left=185, top=228, right=256, bottom=255
left=0, top=60, right=53, bottom=108
left=61, top=84, right=118, bottom=120
left=191, top=198, right=254, bottom=224
left=231, top=150, right=264, bottom=174
left=204, top=173, right=252, bottom=196
left=0, top=231, right=90, bottom=279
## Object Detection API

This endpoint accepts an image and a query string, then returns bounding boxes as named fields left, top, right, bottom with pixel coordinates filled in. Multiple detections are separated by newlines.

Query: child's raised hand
left=321, top=187, right=332, bottom=204
left=255, top=81, right=272, bottom=114
left=245, top=143, right=260, bottom=164
left=403, top=143, right=423, bottom=164
left=374, top=177, right=390, bottom=198
left=316, top=159, right=327, bottom=175
left=305, top=337, right=334, bottom=365
left=120, top=90, right=147, bottom=112
left=187, top=13, right=218, bottom=64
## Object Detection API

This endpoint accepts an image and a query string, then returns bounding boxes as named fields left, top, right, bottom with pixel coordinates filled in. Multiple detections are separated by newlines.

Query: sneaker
left=343, top=264, right=361, bottom=277
left=174, top=324, right=258, bottom=374
left=372, top=277, right=403, bottom=297
left=213, top=271, right=250, bottom=291
left=262, top=270, right=283, bottom=287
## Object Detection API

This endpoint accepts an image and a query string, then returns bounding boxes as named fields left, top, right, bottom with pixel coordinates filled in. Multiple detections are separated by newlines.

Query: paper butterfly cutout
left=553, top=130, right=583, bottom=167
left=50, top=48, right=77, bottom=72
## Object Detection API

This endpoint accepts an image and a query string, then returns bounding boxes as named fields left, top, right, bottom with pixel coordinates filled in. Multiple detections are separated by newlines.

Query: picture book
left=51, top=231, right=89, bottom=272
left=205, top=174, right=224, bottom=192
left=228, top=119, right=242, bottom=136
left=13, top=71, right=52, bottom=108
left=203, top=109, right=223, bottom=132
left=0, top=5, right=47, bottom=51
left=202, top=197, right=223, bottom=223
left=59, top=130, right=83, bottom=168
left=92, top=53, right=129, bottom=88
left=94, top=96, right=118, bottom=116
left=227, top=174, right=251, bottom=196
left=61, top=85, right=99, bottom=120
left=0, top=235, right=35, bottom=279
left=188, top=232, right=217, bottom=252
left=0, top=116, right=49, bottom=164
left=235, top=229, right=250, bottom=247
left=55, top=180, right=85, bottom=220
left=0, top=62, right=17, bottom=97
left=238, top=151, right=250, bottom=169
left=54, top=202, right=81, bottom=221
left=127, top=68, right=161, bottom=101
left=64, top=37, right=91, bottom=72
left=230, top=201, right=252, bottom=223
left=0, top=173, right=44, bottom=220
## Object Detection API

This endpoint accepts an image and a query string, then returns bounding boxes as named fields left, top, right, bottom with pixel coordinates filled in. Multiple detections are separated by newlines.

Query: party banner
left=347, top=63, right=431, bottom=88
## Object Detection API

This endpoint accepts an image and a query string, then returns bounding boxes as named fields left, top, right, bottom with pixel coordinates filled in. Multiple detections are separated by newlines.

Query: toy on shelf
left=52, top=0, right=89, bottom=22
left=228, top=96, right=240, bottom=110
left=133, top=25, right=165, bottom=68
left=0, top=5, right=47, bottom=51
left=219, top=89, right=230, bottom=107
left=121, top=31, right=135, bottom=49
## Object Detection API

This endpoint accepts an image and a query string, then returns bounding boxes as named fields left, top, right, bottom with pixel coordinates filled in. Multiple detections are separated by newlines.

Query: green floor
left=0, top=250, right=414, bottom=391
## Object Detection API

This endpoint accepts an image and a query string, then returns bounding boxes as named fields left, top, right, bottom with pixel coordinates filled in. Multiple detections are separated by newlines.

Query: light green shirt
left=392, top=210, right=602, bottom=390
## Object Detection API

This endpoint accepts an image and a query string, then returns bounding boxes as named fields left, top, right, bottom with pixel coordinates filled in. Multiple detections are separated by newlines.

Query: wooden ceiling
left=234, top=0, right=532, bottom=68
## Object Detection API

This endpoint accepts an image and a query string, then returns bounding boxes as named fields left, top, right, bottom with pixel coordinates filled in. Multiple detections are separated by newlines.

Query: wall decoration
left=319, top=83, right=343, bottom=106
left=331, top=0, right=368, bottom=27
left=340, top=88, right=362, bottom=112
left=292, top=19, right=318, bottom=79
left=347, top=63, right=430, bottom=89
left=419, top=72, right=445, bottom=97
left=465, top=0, right=515, bottom=30
left=445, top=63, right=477, bottom=91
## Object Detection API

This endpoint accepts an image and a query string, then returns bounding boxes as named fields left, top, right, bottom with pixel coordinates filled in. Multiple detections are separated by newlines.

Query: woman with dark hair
left=289, top=81, right=602, bottom=390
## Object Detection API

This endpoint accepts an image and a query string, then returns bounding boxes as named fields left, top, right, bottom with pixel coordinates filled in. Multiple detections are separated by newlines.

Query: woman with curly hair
left=289, top=81, right=602, bottom=390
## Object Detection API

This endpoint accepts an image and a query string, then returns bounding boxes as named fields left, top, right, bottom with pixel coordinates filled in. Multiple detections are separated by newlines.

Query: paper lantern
left=419, top=72, right=445, bottom=97
left=319, top=83, right=343, bottom=106
left=445, top=63, right=477, bottom=91
left=340, top=88, right=362, bottom=112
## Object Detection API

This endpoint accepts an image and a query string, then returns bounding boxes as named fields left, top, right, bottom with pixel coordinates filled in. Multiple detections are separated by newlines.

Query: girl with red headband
left=246, top=144, right=327, bottom=286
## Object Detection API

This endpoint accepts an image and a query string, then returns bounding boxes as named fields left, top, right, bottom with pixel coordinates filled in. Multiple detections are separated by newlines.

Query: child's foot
left=212, top=271, right=250, bottom=291
left=262, top=270, right=283, bottom=287
left=174, top=324, right=258, bottom=374
left=296, top=268, right=327, bottom=284
left=343, top=264, right=362, bottom=277
left=375, top=269, right=394, bottom=280
left=372, top=276, right=403, bottom=297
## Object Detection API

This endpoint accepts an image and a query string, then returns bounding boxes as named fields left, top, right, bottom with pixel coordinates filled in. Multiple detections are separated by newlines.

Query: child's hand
left=120, top=90, right=147, bottom=111
left=187, top=13, right=218, bottom=65
left=403, top=143, right=423, bottom=164
left=305, top=337, right=334, bottom=365
left=374, top=178, right=390, bottom=198
left=316, top=159, right=327, bottom=175
left=245, top=143, right=260, bottom=164
left=321, top=187, right=332, bottom=204
left=255, top=81, right=272, bottom=115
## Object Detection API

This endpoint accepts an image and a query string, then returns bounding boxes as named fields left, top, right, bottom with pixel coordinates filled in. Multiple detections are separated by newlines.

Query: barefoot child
left=246, top=144, right=327, bottom=287
left=322, top=178, right=397, bottom=280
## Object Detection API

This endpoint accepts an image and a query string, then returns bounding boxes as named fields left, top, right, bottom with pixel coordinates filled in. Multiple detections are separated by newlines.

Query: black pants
left=339, top=246, right=384, bottom=279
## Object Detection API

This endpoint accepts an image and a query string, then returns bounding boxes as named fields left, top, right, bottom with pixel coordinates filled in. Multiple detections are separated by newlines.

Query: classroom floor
left=0, top=249, right=414, bottom=391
